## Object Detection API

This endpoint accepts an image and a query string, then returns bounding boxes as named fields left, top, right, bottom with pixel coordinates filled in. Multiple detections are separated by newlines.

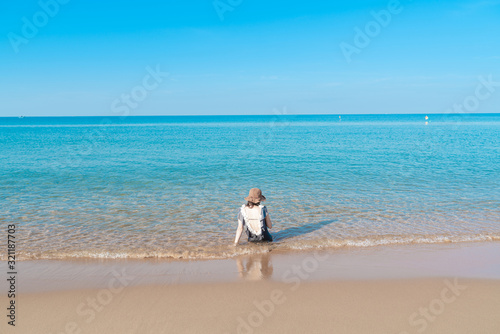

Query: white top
left=240, top=204, right=265, bottom=236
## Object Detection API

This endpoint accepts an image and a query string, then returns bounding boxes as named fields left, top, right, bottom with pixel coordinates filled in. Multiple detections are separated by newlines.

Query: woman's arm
left=265, top=214, right=272, bottom=229
left=234, top=219, right=244, bottom=245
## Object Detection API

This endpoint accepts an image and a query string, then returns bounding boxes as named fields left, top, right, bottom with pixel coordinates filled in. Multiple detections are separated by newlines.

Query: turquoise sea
left=1, top=114, right=499, bottom=260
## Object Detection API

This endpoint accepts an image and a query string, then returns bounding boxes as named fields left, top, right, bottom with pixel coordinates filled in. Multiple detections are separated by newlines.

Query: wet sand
left=1, top=242, right=500, bottom=333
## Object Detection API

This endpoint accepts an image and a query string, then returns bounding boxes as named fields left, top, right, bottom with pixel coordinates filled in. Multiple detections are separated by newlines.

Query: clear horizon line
left=1, top=112, right=499, bottom=118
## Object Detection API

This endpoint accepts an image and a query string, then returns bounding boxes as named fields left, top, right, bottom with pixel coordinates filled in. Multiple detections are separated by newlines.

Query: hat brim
left=245, top=195, right=266, bottom=202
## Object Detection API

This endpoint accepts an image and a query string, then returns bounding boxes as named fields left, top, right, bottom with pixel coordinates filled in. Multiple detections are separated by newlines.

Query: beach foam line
left=283, top=233, right=500, bottom=251
left=6, top=232, right=500, bottom=261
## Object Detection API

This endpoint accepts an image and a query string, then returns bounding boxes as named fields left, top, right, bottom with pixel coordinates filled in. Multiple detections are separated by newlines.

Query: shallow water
left=1, top=114, right=499, bottom=260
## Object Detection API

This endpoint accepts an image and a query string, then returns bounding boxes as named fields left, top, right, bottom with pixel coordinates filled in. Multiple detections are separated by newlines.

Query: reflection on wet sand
left=236, top=253, right=274, bottom=280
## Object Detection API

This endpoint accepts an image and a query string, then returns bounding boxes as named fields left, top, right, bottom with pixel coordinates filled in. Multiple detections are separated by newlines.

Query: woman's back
left=243, top=206, right=263, bottom=234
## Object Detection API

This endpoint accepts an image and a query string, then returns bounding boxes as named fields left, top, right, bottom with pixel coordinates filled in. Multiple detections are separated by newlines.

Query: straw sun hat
left=245, top=188, right=266, bottom=203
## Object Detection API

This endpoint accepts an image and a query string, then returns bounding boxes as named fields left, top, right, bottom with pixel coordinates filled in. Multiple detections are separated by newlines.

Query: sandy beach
left=2, top=242, right=500, bottom=333
left=4, top=278, right=500, bottom=334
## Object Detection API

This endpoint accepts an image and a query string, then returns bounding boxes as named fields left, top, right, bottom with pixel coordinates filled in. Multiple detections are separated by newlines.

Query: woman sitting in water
left=234, top=188, right=273, bottom=245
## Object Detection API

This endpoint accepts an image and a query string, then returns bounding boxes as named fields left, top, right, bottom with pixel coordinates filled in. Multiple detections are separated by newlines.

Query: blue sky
left=1, top=0, right=499, bottom=116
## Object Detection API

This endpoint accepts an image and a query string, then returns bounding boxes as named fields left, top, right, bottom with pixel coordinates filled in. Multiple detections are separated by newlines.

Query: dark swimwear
left=238, top=205, right=273, bottom=242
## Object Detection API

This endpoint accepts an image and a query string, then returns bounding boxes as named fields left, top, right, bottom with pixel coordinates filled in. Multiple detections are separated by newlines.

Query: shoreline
left=6, top=241, right=500, bottom=293
left=7, top=231, right=500, bottom=262
left=2, top=241, right=500, bottom=333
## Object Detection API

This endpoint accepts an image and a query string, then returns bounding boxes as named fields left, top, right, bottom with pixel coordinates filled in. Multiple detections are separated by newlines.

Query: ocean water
left=1, top=114, right=499, bottom=260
